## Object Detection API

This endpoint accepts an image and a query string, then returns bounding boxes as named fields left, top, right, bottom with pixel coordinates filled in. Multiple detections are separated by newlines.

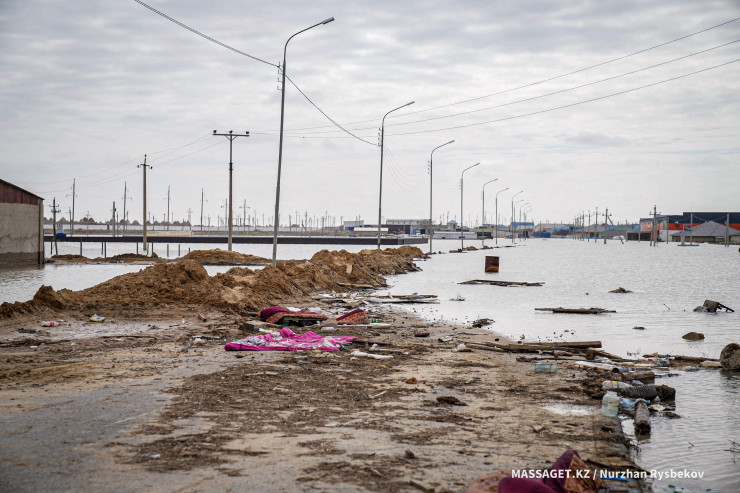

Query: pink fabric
left=224, top=327, right=355, bottom=352
left=258, top=306, right=292, bottom=321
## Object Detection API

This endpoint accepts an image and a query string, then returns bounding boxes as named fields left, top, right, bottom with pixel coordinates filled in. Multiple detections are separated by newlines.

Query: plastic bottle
left=602, top=391, right=620, bottom=417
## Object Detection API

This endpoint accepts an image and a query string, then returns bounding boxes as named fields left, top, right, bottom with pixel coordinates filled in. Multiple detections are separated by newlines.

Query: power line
left=132, top=0, right=277, bottom=67
left=269, top=16, right=740, bottom=133
left=283, top=39, right=740, bottom=135
left=284, top=74, right=377, bottom=146
left=277, top=58, right=740, bottom=139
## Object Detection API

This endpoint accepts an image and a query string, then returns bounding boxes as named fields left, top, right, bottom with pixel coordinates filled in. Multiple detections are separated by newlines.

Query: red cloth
left=336, top=308, right=369, bottom=325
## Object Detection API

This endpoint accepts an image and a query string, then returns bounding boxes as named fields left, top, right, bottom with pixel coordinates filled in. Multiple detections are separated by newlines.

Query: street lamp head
left=213, top=130, right=217, bottom=134
left=405, top=101, right=415, bottom=107
left=322, top=17, right=335, bottom=24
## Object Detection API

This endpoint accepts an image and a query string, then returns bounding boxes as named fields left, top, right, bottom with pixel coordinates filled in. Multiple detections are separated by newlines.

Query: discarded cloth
left=224, top=327, right=355, bottom=352
left=336, top=308, right=369, bottom=325
left=259, top=306, right=328, bottom=325
left=465, top=449, right=603, bottom=493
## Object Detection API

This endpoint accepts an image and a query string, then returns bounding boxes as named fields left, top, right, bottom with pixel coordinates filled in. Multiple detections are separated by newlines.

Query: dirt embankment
left=180, top=249, right=270, bottom=265
left=0, top=247, right=426, bottom=319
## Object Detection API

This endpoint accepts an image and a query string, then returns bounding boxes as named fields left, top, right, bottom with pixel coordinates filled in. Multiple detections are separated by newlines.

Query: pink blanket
left=224, top=327, right=355, bottom=352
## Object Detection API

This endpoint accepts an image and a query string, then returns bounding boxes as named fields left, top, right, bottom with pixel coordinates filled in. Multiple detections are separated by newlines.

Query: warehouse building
left=0, top=179, right=45, bottom=265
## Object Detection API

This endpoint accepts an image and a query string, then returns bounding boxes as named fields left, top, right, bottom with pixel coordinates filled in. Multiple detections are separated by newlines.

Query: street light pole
left=460, top=162, right=480, bottom=250
left=481, top=178, right=498, bottom=246
left=272, top=16, right=334, bottom=266
left=377, top=101, right=415, bottom=249
left=213, top=130, right=249, bottom=251
left=495, top=187, right=509, bottom=245
left=511, top=190, right=523, bottom=243
left=513, top=198, right=525, bottom=242
left=428, top=140, right=454, bottom=254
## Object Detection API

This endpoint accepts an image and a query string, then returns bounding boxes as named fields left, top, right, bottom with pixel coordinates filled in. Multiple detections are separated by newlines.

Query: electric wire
left=269, top=16, right=740, bottom=133
left=282, top=39, right=740, bottom=135
left=132, top=0, right=277, bottom=67
left=283, top=74, right=378, bottom=146
left=278, top=58, right=740, bottom=139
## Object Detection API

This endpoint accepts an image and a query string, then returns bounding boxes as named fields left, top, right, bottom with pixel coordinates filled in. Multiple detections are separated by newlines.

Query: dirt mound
left=108, top=253, right=159, bottom=261
left=2, top=248, right=424, bottom=318
left=77, top=260, right=223, bottom=308
left=47, top=254, right=88, bottom=263
left=181, top=249, right=270, bottom=265
left=0, top=285, right=76, bottom=318
left=47, top=252, right=160, bottom=264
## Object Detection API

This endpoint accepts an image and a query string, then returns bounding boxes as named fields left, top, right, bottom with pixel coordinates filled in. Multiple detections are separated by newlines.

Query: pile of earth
left=180, top=249, right=270, bottom=265
left=0, top=247, right=426, bottom=317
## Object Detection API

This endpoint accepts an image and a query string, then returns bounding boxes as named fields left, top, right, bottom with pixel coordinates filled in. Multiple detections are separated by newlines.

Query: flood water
left=0, top=237, right=738, bottom=489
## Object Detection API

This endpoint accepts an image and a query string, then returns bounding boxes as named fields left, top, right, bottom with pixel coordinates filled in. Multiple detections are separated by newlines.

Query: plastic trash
left=601, top=391, right=620, bottom=417
left=602, top=380, right=632, bottom=390
left=620, top=384, right=658, bottom=400
left=90, top=314, right=105, bottom=323
left=619, top=398, right=638, bottom=412
left=41, top=321, right=61, bottom=327
left=535, top=362, right=557, bottom=373
left=351, top=350, right=392, bottom=360
left=148, top=454, right=160, bottom=459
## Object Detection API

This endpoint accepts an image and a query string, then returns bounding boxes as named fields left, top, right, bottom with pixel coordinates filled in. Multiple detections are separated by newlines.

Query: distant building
left=670, top=220, right=740, bottom=244
left=0, top=179, right=45, bottom=265
left=639, top=212, right=740, bottom=242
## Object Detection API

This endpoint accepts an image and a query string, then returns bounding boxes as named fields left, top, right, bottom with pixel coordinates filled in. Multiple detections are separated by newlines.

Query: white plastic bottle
left=602, top=391, right=620, bottom=417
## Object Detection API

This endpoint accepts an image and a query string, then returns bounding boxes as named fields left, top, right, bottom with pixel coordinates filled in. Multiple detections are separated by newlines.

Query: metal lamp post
left=510, top=191, right=523, bottom=243
left=459, top=163, right=480, bottom=250
left=272, top=16, right=334, bottom=266
left=481, top=178, right=498, bottom=246
left=428, top=140, right=454, bottom=254
left=377, top=101, right=415, bottom=249
left=494, top=186, right=509, bottom=245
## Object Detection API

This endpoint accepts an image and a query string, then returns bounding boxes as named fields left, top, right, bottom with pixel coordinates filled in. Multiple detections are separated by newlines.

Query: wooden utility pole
left=112, top=201, right=117, bottom=237
left=50, top=198, right=60, bottom=255
left=200, top=189, right=206, bottom=233
left=138, top=155, right=152, bottom=251
left=122, top=181, right=133, bottom=235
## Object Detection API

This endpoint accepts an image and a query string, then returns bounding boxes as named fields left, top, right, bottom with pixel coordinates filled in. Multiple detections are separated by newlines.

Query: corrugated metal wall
left=0, top=181, right=39, bottom=205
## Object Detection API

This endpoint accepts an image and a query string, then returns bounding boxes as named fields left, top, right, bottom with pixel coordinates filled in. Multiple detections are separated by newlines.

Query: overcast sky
left=1, top=0, right=738, bottom=227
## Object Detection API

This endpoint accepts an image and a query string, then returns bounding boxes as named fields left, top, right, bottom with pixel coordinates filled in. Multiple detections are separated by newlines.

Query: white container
left=602, top=391, right=620, bottom=417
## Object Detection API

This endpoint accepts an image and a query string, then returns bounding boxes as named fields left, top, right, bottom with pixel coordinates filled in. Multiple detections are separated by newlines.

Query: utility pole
left=111, top=201, right=117, bottom=237
left=164, top=186, right=171, bottom=231
left=213, top=130, right=249, bottom=251
left=200, top=189, right=206, bottom=233
left=50, top=198, right=60, bottom=255
left=186, top=208, right=193, bottom=231
left=587, top=211, right=591, bottom=241
left=122, top=181, right=132, bottom=235
left=242, top=200, right=248, bottom=232
left=604, top=207, right=608, bottom=244
left=138, top=155, right=152, bottom=252
left=67, top=179, right=77, bottom=236
left=594, top=207, right=599, bottom=243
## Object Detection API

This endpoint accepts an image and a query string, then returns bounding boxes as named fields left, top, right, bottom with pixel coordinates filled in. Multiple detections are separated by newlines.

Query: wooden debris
left=534, top=307, right=616, bottom=314
left=472, top=340, right=602, bottom=353
left=634, top=400, right=651, bottom=435
left=609, top=287, right=632, bottom=293
left=720, top=343, right=740, bottom=370
left=585, top=348, right=622, bottom=361
left=459, top=279, right=544, bottom=287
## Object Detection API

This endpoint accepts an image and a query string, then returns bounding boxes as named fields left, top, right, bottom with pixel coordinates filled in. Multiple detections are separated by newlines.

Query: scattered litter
left=609, top=287, right=633, bottom=293
left=438, top=336, right=453, bottom=343
left=273, top=387, right=290, bottom=392
left=41, top=321, right=61, bottom=327
left=225, top=328, right=355, bottom=352
left=535, top=307, right=615, bottom=314
left=406, top=377, right=418, bottom=384
left=413, top=329, right=430, bottom=338
left=148, top=454, right=160, bottom=459
left=369, top=390, right=387, bottom=399
left=351, top=350, right=392, bottom=360
left=471, top=318, right=493, bottom=328
left=535, top=362, right=557, bottom=373
left=89, top=314, right=105, bottom=322
left=193, top=338, right=204, bottom=344
left=694, top=299, right=734, bottom=313
left=449, top=294, right=465, bottom=301
left=460, top=279, right=543, bottom=287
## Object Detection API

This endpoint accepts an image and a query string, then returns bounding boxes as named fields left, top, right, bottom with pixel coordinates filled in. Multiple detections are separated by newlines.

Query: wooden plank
left=534, top=307, right=616, bottom=314
left=459, top=279, right=544, bottom=287
left=634, top=400, right=651, bottom=435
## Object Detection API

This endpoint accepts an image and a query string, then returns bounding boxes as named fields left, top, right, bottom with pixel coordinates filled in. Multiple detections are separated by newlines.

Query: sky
left=1, top=0, right=739, bottom=228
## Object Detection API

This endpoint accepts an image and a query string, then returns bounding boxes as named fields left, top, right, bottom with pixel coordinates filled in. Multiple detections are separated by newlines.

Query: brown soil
left=1, top=247, right=426, bottom=319
left=0, top=246, right=643, bottom=491
left=179, top=248, right=270, bottom=265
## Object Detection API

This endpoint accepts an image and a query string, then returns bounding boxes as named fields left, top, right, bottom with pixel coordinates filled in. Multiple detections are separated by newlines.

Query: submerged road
left=44, top=235, right=427, bottom=246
